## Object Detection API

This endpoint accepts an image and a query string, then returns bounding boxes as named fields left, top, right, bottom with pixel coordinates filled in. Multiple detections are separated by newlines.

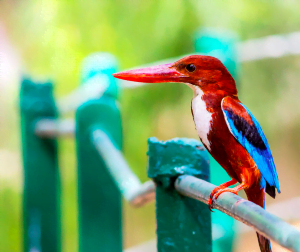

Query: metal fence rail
left=175, top=175, right=300, bottom=252
left=239, top=31, right=300, bottom=62
left=92, top=129, right=155, bottom=206
left=35, top=118, right=74, bottom=138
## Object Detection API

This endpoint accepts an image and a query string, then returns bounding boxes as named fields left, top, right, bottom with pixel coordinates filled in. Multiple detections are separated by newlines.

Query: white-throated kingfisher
left=113, top=55, right=280, bottom=252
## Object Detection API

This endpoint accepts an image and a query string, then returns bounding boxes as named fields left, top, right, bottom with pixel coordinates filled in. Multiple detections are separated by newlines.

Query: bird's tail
left=245, top=187, right=272, bottom=252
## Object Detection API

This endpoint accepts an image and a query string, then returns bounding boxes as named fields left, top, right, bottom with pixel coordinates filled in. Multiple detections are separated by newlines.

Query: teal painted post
left=194, top=28, right=239, bottom=252
left=80, top=52, right=119, bottom=98
left=20, top=78, right=61, bottom=252
left=194, top=28, right=239, bottom=80
left=147, top=138, right=212, bottom=252
left=76, top=53, right=122, bottom=252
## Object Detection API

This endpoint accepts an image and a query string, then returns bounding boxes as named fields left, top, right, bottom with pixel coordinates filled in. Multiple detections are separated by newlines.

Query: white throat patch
left=191, top=86, right=213, bottom=150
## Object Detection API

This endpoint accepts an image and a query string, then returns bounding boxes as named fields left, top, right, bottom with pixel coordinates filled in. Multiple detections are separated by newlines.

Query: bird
left=113, top=55, right=280, bottom=252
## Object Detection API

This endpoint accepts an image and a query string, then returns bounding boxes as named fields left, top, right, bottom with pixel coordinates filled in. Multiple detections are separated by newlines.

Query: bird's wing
left=221, top=96, right=280, bottom=195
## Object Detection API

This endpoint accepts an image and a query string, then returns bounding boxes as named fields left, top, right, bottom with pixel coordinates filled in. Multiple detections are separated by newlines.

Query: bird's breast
left=191, top=87, right=213, bottom=150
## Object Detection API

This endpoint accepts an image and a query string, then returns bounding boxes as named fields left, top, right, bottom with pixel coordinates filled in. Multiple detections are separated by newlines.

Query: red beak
left=112, top=63, right=186, bottom=83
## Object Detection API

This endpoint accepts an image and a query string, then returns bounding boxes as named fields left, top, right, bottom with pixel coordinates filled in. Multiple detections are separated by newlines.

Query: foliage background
left=1, top=0, right=300, bottom=251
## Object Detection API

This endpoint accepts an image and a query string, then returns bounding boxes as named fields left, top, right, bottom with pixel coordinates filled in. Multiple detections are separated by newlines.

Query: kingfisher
left=113, top=55, right=280, bottom=252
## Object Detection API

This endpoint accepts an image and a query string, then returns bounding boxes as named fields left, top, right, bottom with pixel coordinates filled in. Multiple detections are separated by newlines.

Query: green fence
left=20, top=78, right=61, bottom=252
left=19, top=29, right=300, bottom=252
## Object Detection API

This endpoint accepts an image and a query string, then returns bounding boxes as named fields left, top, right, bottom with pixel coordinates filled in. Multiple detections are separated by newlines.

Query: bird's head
left=113, top=55, right=237, bottom=95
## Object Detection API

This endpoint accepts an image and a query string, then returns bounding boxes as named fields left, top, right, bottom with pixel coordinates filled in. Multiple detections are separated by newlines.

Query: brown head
left=113, top=55, right=237, bottom=95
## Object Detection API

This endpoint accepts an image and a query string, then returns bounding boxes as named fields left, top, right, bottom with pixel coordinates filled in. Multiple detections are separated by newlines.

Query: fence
left=19, top=29, right=300, bottom=252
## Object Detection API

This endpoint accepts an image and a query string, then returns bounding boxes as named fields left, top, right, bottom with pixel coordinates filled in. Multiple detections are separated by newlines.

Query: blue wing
left=221, top=97, right=280, bottom=196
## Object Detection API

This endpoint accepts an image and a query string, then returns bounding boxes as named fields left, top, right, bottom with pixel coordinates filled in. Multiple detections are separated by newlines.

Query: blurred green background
left=1, top=1, right=300, bottom=252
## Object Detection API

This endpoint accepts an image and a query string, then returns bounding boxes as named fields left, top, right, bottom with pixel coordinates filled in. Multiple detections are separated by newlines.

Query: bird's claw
left=208, top=187, right=221, bottom=211
left=209, top=188, right=240, bottom=211
left=208, top=191, right=217, bottom=212
left=207, top=179, right=241, bottom=211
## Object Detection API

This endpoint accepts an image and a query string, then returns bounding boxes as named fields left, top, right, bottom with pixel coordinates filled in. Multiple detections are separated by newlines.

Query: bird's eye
left=186, top=64, right=196, bottom=72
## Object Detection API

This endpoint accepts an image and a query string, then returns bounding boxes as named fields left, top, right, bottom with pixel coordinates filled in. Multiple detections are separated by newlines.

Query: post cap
left=80, top=52, right=119, bottom=98
left=147, top=137, right=209, bottom=188
left=20, top=77, right=55, bottom=115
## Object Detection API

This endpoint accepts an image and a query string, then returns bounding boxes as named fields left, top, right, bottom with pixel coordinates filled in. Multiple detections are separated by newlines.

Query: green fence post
left=80, top=52, right=119, bottom=98
left=147, top=137, right=212, bottom=252
left=20, top=77, right=61, bottom=252
left=194, top=28, right=239, bottom=252
left=194, top=28, right=239, bottom=80
left=76, top=53, right=122, bottom=252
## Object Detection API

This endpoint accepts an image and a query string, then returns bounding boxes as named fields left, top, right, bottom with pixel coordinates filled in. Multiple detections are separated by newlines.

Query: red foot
left=213, top=187, right=239, bottom=200
left=208, top=179, right=238, bottom=211
left=209, top=182, right=248, bottom=211
left=208, top=187, right=223, bottom=211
